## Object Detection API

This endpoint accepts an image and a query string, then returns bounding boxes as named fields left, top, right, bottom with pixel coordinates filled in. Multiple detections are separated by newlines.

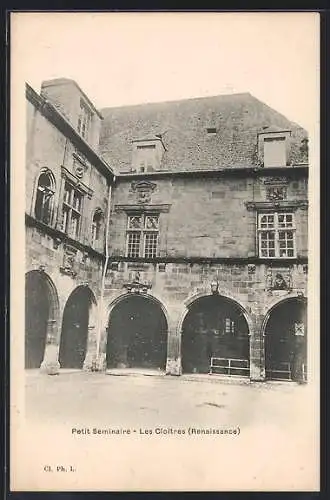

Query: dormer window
left=258, top=129, right=291, bottom=168
left=132, top=137, right=165, bottom=172
left=264, top=137, right=286, bottom=167
left=77, top=99, right=92, bottom=140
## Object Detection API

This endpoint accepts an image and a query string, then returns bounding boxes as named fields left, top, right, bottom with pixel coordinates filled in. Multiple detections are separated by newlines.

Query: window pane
left=127, top=233, right=141, bottom=258
left=71, top=214, right=80, bottom=238
left=259, top=231, right=276, bottom=257
left=144, top=233, right=158, bottom=258
left=259, top=213, right=275, bottom=229
left=73, top=191, right=82, bottom=212
left=62, top=207, right=69, bottom=233
left=277, top=230, right=295, bottom=258
left=278, top=213, right=294, bottom=228
left=63, top=183, right=71, bottom=204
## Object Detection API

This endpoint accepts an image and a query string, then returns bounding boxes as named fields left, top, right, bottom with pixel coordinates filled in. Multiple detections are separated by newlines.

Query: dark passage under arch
left=181, top=295, right=250, bottom=375
left=265, top=298, right=307, bottom=381
left=25, top=271, right=52, bottom=368
left=106, top=295, right=168, bottom=370
left=59, top=287, right=96, bottom=369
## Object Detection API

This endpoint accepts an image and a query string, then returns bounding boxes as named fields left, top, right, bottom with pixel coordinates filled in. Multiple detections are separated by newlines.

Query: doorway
left=106, top=294, right=168, bottom=370
left=59, top=286, right=96, bottom=369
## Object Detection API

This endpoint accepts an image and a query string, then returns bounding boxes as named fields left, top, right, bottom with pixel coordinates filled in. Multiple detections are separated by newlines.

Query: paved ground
left=25, top=369, right=310, bottom=428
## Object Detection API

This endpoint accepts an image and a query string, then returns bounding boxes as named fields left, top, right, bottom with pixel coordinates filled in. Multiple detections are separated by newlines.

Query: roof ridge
left=100, top=92, right=253, bottom=112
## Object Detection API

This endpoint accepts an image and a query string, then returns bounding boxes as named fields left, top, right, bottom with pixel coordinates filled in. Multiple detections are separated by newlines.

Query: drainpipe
left=95, top=175, right=115, bottom=370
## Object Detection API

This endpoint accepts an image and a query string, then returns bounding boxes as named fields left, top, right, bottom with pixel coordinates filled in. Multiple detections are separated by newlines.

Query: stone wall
left=109, top=173, right=308, bottom=259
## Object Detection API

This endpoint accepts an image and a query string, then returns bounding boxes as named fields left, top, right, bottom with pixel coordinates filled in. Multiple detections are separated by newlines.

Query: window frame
left=77, top=99, right=93, bottom=141
left=34, top=170, right=56, bottom=226
left=91, top=209, right=104, bottom=247
left=61, top=180, right=84, bottom=240
left=126, top=212, right=159, bottom=258
left=257, top=211, right=296, bottom=259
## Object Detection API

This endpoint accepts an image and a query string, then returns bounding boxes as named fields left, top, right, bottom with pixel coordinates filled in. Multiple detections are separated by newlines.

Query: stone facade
left=25, top=81, right=113, bottom=374
left=25, top=78, right=309, bottom=382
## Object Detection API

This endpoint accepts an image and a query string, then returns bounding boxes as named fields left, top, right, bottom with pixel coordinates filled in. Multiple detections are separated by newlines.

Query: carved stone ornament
left=266, top=186, right=287, bottom=201
left=131, top=180, right=157, bottom=204
left=266, top=267, right=292, bottom=291
left=60, top=245, right=78, bottom=277
left=74, top=162, right=85, bottom=179
left=247, top=264, right=256, bottom=274
left=123, top=271, right=152, bottom=294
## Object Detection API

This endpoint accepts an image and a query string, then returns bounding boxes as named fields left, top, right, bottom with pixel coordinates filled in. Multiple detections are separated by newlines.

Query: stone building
left=25, top=78, right=309, bottom=381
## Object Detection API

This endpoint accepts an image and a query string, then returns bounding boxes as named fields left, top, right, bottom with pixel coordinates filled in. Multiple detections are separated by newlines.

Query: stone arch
left=261, top=292, right=307, bottom=331
left=178, top=291, right=252, bottom=375
left=25, top=269, right=60, bottom=369
left=33, top=168, right=56, bottom=225
left=59, top=285, right=98, bottom=369
left=102, top=290, right=171, bottom=332
left=262, top=295, right=307, bottom=381
left=177, top=290, right=253, bottom=337
left=105, top=292, right=170, bottom=371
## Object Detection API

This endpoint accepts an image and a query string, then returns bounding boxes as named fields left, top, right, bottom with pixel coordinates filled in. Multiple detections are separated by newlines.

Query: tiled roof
left=99, top=93, right=308, bottom=173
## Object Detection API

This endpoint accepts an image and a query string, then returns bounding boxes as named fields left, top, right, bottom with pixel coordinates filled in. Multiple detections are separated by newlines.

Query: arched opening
left=35, top=170, right=55, bottom=225
left=91, top=209, right=104, bottom=248
left=59, top=286, right=96, bottom=369
left=106, top=294, right=168, bottom=370
left=25, top=270, right=58, bottom=369
left=181, top=295, right=250, bottom=375
left=264, top=298, right=307, bottom=381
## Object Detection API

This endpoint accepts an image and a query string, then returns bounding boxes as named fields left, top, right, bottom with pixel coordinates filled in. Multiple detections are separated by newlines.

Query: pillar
left=93, top=327, right=108, bottom=372
left=249, top=315, right=265, bottom=381
left=40, top=319, right=60, bottom=375
left=165, top=314, right=182, bottom=376
left=83, top=325, right=97, bottom=371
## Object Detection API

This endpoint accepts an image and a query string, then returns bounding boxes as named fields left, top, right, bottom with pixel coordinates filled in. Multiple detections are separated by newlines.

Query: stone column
left=40, top=319, right=60, bottom=375
left=249, top=315, right=266, bottom=381
left=165, top=313, right=182, bottom=375
left=94, top=327, right=108, bottom=372
left=83, top=325, right=97, bottom=371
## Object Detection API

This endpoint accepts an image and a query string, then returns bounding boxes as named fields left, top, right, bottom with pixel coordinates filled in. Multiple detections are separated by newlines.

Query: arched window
left=91, top=209, right=103, bottom=247
left=35, top=171, right=55, bottom=225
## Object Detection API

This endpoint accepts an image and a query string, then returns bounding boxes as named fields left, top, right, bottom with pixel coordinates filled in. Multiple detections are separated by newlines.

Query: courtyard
left=25, top=369, right=312, bottom=428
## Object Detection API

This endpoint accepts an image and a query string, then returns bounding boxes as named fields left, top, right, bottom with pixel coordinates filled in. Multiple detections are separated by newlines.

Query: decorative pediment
left=123, top=271, right=152, bottom=294
left=130, top=180, right=157, bottom=204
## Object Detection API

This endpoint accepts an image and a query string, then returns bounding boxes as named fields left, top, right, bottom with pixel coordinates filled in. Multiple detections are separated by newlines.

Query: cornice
left=116, top=165, right=309, bottom=182
left=245, top=200, right=308, bottom=211
left=25, top=213, right=105, bottom=261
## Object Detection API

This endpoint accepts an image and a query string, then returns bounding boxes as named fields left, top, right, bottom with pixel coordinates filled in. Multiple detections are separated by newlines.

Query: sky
left=11, top=12, right=319, bottom=133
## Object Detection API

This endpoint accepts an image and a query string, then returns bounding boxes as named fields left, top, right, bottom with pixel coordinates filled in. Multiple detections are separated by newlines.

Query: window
left=206, top=127, right=217, bottom=135
left=35, top=171, right=55, bottom=224
left=258, top=212, right=296, bottom=258
left=224, top=318, right=235, bottom=335
left=132, top=139, right=165, bottom=172
left=126, top=213, right=159, bottom=258
left=264, top=136, right=286, bottom=167
left=61, top=181, right=83, bottom=239
left=91, top=209, right=103, bottom=246
left=77, top=100, right=92, bottom=140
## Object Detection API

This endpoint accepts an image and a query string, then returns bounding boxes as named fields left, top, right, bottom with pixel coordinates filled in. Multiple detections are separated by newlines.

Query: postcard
left=10, top=11, right=320, bottom=491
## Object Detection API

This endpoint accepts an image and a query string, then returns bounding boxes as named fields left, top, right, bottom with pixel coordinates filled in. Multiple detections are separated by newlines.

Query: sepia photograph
left=10, top=11, right=320, bottom=491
